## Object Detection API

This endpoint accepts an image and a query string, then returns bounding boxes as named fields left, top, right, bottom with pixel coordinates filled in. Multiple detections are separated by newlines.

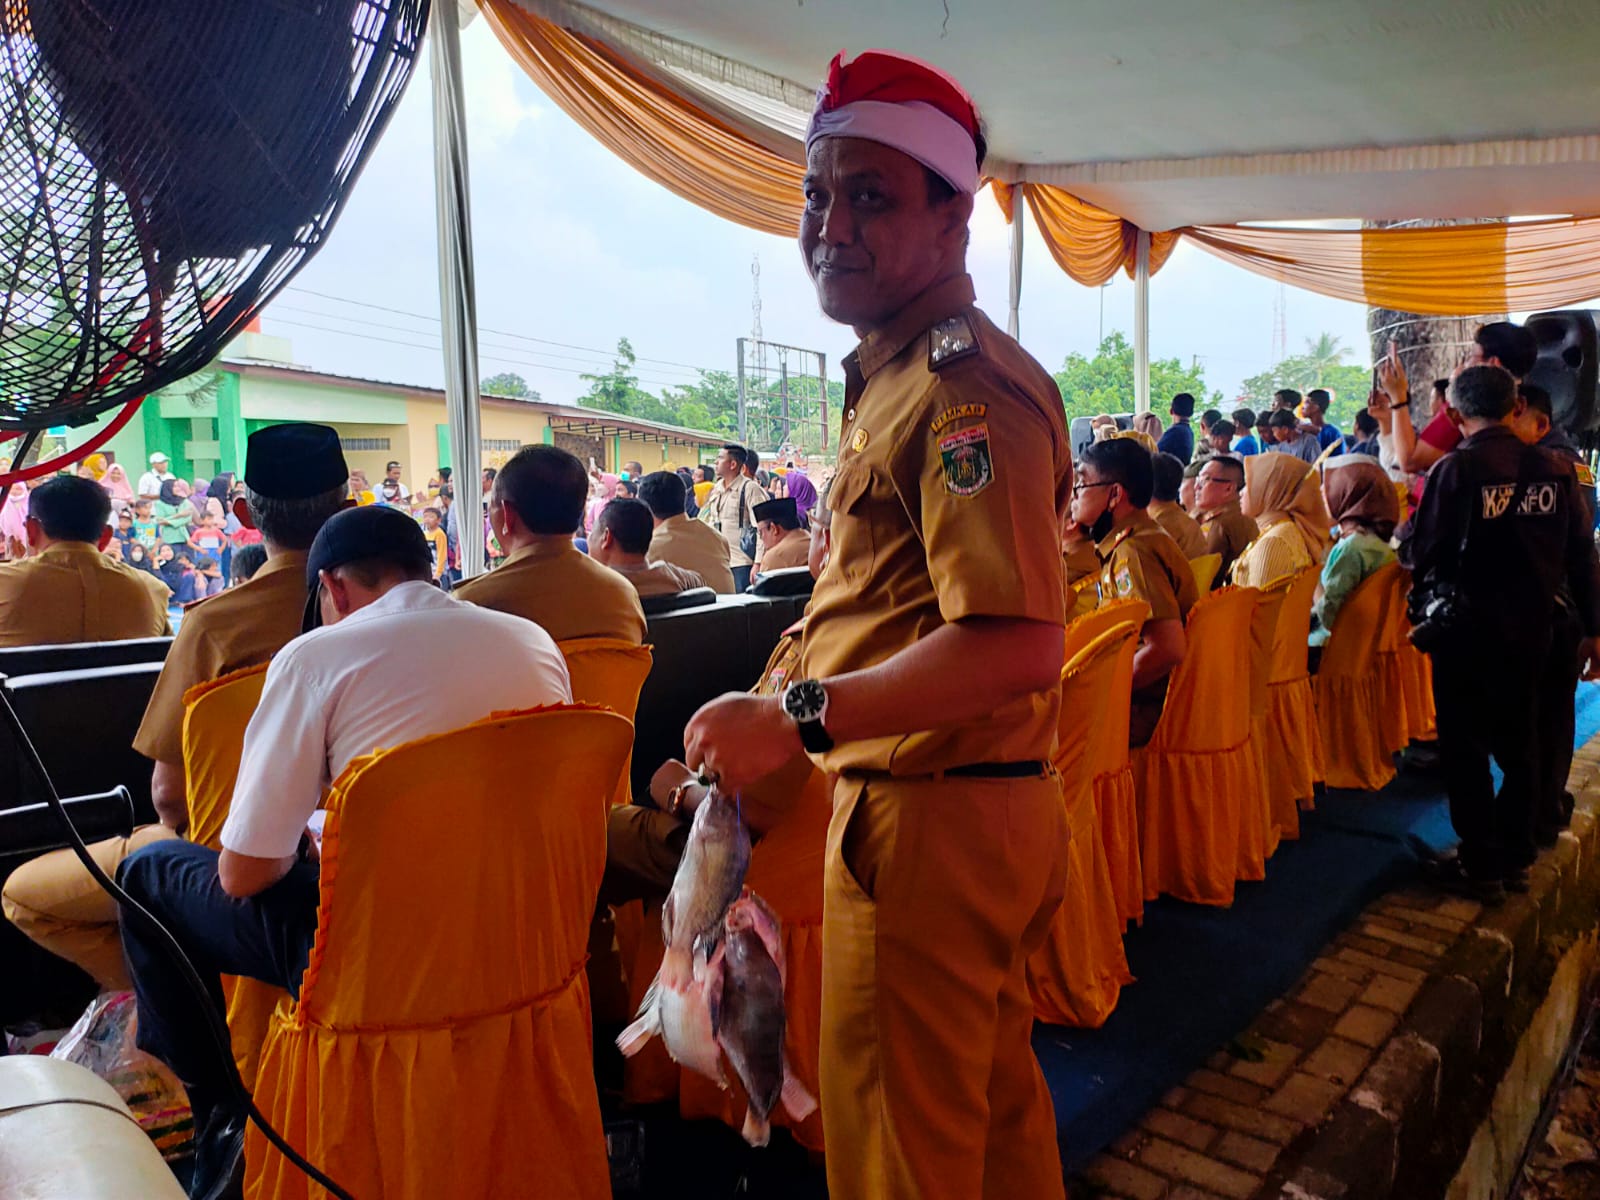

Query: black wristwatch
left=782, top=679, right=835, bottom=753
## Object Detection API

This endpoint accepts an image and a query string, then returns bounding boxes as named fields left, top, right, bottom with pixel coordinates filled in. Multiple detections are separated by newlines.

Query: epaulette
left=928, top=314, right=981, bottom=370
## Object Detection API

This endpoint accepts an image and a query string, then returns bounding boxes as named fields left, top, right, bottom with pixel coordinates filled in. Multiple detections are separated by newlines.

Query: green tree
left=577, top=338, right=676, bottom=425
left=1302, top=333, right=1349, bottom=386
left=1237, top=335, right=1374, bottom=432
left=480, top=371, right=539, bottom=400
left=1052, top=331, right=1221, bottom=422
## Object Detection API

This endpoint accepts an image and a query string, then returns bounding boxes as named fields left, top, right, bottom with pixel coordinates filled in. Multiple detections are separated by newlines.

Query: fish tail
left=780, top=1063, right=818, bottom=1121
left=616, top=983, right=661, bottom=1057
left=741, top=1107, right=771, bottom=1147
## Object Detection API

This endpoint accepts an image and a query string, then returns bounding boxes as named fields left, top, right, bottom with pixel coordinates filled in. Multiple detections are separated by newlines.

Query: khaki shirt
left=454, top=539, right=646, bottom=644
left=1096, top=510, right=1198, bottom=624
left=647, top=514, right=736, bottom=594
left=754, top=529, right=810, bottom=577
left=1198, top=499, right=1260, bottom=582
left=1150, top=501, right=1207, bottom=559
left=0, top=542, right=171, bottom=649
left=698, top=476, right=768, bottom=569
left=608, top=558, right=705, bottom=598
left=133, top=551, right=309, bottom=765
left=801, top=274, right=1070, bottom=775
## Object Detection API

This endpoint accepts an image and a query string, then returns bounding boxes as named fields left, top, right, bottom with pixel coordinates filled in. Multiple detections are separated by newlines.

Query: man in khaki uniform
left=1149, top=452, right=1207, bottom=559
left=2, top=425, right=349, bottom=990
left=698, top=443, right=768, bottom=591
left=0, top=475, right=171, bottom=646
left=590, top=496, right=705, bottom=598
left=455, top=444, right=646, bottom=644
left=1072, top=438, right=1199, bottom=746
left=1194, top=455, right=1258, bottom=584
left=751, top=496, right=811, bottom=578
left=639, top=470, right=735, bottom=594
left=683, top=51, right=1071, bottom=1200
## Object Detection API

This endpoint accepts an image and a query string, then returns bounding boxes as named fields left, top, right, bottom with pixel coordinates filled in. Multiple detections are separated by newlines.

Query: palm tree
left=1303, top=333, right=1348, bottom=385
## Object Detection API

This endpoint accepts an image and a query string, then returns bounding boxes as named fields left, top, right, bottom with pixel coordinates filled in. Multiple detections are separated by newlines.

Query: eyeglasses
left=1071, top=480, right=1113, bottom=496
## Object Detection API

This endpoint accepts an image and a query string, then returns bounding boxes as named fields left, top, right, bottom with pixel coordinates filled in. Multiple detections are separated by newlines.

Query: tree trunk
left=1365, top=218, right=1506, bottom=420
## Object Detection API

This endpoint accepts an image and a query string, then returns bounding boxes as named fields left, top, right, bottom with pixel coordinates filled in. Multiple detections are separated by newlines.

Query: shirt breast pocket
left=826, top=463, right=878, bottom=586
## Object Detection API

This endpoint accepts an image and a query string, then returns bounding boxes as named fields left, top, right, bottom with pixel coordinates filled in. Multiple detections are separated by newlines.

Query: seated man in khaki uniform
left=590, top=497, right=705, bottom=598
left=1071, top=437, right=1198, bottom=745
left=454, top=445, right=646, bottom=643
left=1193, top=454, right=1258, bottom=584
left=0, top=475, right=172, bottom=646
left=751, top=496, right=810, bottom=579
left=1149, top=452, right=1207, bottom=559
left=639, top=471, right=735, bottom=594
left=1, top=425, right=349, bottom=990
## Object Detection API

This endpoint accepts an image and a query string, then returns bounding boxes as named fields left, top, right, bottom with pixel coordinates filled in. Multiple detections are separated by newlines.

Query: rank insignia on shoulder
left=938, top=424, right=993, bottom=496
left=928, top=314, right=980, bottom=369
left=1578, top=462, right=1596, bottom=487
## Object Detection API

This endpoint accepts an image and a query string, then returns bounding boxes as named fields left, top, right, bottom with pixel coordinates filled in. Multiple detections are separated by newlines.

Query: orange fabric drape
left=1315, top=563, right=1403, bottom=792
left=1184, top=216, right=1600, bottom=316
left=480, top=0, right=805, bottom=238
left=994, top=182, right=1180, bottom=286
left=245, top=705, right=630, bottom=1200
left=1260, top=567, right=1325, bottom=835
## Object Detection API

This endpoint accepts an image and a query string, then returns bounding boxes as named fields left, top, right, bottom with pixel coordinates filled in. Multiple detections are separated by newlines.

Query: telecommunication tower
left=1272, top=282, right=1288, bottom=364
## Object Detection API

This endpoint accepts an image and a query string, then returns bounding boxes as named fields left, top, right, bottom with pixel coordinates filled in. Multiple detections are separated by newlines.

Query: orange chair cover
left=1374, top=570, right=1419, bottom=755
left=678, top=761, right=831, bottom=1151
left=1136, top=587, right=1261, bottom=908
left=1027, top=625, right=1137, bottom=1026
left=1189, top=553, right=1222, bottom=595
left=559, top=637, right=654, bottom=808
left=181, top=664, right=281, bottom=1090
left=1065, top=597, right=1151, bottom=664
left=1314, top=563, right=1402, bottom=792
left=1073, top=610, right=1148, bottom=927
left=1240, top=587, right=1287, bottom=879
left=244, top=706, right=630, bottom=1200
left=1261, top=568, right=1325, bottom=837
left=1397, top=639, right=1437, bottom=743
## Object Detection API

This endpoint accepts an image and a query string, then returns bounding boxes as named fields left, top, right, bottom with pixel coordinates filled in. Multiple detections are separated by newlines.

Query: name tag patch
left=938, top=425, right=993, bottom=496
left=930, top=403, right=988, bottom=434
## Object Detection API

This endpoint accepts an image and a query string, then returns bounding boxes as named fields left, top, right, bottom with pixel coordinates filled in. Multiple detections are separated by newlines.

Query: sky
left=262, top=20, right=1379, bottom=409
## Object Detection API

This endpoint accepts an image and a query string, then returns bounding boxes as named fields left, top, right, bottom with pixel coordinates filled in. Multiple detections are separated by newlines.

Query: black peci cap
left=752, top=496, right=798, bottom=526
left=301, top=506, right=434, bottom=632
left=244, top=423, right=347, bottom=500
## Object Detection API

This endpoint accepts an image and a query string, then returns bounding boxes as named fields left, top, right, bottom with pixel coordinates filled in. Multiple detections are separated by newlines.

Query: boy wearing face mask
left=1070, top=438, right=1198, bottom=745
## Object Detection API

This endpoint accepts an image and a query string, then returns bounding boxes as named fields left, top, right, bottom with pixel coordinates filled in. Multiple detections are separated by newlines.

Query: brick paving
left=1072, top=733, right=1600, bottom=1200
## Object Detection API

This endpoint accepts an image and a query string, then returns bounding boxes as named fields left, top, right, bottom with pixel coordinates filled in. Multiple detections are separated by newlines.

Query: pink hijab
left=0, top=483, right=28, bottom=546
left=585, top=473, right=620, bottom=534
left=101, top=463, right=135, bottom=504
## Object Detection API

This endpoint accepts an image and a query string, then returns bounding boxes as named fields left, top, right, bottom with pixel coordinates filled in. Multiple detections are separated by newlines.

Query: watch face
left=785, top=679, right=826, bottom=722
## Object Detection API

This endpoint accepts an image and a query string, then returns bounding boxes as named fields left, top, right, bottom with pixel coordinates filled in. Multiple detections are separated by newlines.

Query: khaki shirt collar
left=846, top=274, right=978, bottom=382
left=1095, top=507, right=1157, bottom=559
left=37, top=541, right=106, bottom=561
left=503, top=537, right=578, bottom=567
left=252, top=549, right=308, bottom=583
left=1197, top=496, right=1243, bottom=523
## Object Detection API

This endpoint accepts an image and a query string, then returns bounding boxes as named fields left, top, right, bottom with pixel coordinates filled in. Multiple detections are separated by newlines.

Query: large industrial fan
left=0, top=0, right=430, bottom=476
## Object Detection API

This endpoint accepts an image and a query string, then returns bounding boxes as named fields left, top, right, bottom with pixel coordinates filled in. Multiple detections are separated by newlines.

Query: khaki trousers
left=2, top=824, right=179, bottom=991
left=821, top=774, right=1068, bottom=1200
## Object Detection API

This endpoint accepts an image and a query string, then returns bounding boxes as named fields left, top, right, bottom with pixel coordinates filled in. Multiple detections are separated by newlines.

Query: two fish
left=616, top=786, right=816, bottom=1146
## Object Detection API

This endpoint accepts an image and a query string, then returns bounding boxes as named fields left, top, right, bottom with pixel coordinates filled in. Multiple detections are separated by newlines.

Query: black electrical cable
left=0, top=688, right=354, bottom=1199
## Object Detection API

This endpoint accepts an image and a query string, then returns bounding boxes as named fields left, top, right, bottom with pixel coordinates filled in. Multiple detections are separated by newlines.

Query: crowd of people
left=3, top=45, right=1600, bottom=1200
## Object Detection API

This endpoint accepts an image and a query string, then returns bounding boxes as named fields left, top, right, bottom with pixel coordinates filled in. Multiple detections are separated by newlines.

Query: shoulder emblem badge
left=930, top=402, right=988, bottom=435
left=928, top=315, right=980, bottom=369
left=1578, top=462, right=1596, bottom=487
left=1114, top=564, right=1134, bottom=598
left=938, top=424, right=993, bottom=496
left=851, top=427, right=870, bottom=452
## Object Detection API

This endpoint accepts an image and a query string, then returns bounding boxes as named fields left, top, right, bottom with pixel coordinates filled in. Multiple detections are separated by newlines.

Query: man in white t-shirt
left=117, top=504, right=570, bottom=1195
left=136, top=451, right=175, bottom=500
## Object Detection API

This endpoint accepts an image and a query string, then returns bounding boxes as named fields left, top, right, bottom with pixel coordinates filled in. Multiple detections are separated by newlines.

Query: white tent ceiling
left=524, top=0, right=1600, bottom=229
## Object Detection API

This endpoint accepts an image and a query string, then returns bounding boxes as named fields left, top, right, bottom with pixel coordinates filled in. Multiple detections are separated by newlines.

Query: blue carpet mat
left=1039, top=682, right=1600, bottom=1174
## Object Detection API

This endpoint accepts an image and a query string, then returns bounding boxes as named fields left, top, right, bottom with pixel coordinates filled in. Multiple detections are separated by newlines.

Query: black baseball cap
left=301, top=506, right=433, bottom=632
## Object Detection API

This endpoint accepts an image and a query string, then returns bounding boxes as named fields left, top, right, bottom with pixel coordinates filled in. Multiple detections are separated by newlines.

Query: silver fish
left=661, top=784, right=751, bottom=956
left=616, top=943, right=726, bottom=1083
left=717, top=892, right=817, bottom=1147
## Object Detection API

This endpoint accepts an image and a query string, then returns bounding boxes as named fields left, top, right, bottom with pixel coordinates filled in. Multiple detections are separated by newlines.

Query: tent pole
left=430, top=1, right=485, bottom=579
left=1007, top=198, right=1024, bottom=340
left=1133, top=229, right=1151, bottom=415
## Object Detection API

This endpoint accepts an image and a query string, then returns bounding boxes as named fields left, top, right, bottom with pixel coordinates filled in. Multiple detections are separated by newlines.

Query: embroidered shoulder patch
left=938, top=424, right=993, bottom=496
left=1114, top=564, right=1134, bottom=597
left=1578, top=462, right=1596, bottom=487
left=928, top=315, right=980, bottom=369
left=930, top=402, right=988, bottom=435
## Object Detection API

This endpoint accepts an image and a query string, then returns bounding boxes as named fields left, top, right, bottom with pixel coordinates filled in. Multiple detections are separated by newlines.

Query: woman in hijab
left=0, top=482, right=28, bottom=557
left=125, top=541, right=158, bottom=576
left=1309, top=455, right=1399, bottom=646
left=584, top=473, right=621, bottom=535
left=1231, top=452, right=1333, bottom=590
left=785, top=470, right=819, bottom=528
left=155, top=479, right=196, bottom=547
left=676, top=466, right=699, bottom=518
left=83, top=452, right=108, bottom=479
left=101, top=463, right=135, bottom=506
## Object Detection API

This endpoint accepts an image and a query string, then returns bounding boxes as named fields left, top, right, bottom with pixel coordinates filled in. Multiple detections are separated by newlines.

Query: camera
left=1407, top=581, right=1465, bottom=653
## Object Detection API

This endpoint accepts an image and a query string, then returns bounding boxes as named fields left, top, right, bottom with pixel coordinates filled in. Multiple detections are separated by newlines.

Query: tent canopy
left=514, top=0, right=1600, bottom=230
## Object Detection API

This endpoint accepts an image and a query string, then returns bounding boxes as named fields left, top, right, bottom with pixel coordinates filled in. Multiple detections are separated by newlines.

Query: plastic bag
left=51, top=991, right=194, bottom=1160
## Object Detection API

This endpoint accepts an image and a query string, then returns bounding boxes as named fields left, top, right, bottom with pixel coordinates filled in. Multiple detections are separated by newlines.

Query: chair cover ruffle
left=1095, top=766, right=1143, bottom=927
left=1314, top=564, right=1402, bottom=792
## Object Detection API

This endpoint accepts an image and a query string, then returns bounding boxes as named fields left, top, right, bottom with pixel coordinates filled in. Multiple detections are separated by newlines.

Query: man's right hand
left=1377, top=339, right=1408, bottom=408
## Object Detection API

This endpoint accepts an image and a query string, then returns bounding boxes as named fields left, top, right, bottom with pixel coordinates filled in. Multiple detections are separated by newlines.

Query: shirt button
left=846, top=408, right=856, bottom=422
